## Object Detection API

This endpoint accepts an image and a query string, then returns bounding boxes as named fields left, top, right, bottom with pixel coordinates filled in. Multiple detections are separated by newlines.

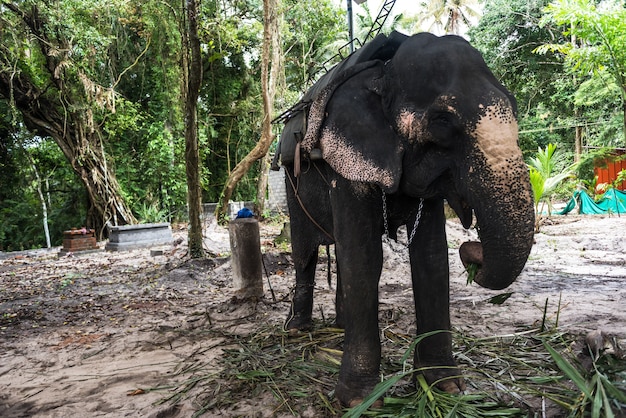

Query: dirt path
left=0, top=215, right=624, bottom=417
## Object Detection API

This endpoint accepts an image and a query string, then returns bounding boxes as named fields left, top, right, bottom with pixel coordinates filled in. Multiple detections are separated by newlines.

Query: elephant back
left=272, top=31, right=408, bottom=169
left=301, top=31, right=407, bottom=107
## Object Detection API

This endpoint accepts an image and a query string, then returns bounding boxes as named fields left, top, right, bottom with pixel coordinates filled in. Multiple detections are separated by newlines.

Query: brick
left=62, top=230, right=98, bottom=252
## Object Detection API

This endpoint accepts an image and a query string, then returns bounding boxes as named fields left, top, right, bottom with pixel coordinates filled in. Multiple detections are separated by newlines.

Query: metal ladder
left=273, top=0, right=398, bottom=124
left=318, top=0, right=398, bottom=74
left=362, top=0, right=398, bottom=44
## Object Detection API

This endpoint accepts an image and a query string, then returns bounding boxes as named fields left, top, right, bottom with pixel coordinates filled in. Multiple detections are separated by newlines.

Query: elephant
left=272, top=32, right=535, bottom=407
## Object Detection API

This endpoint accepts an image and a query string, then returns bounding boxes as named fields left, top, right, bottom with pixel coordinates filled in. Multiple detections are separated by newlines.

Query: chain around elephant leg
left=284, top=282, right=315, bottom=332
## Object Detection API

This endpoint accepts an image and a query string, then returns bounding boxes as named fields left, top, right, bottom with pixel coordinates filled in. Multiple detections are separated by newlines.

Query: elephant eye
left=430, top=112, right=454, bottom=127
left=429, top=112, right=460, bottom=147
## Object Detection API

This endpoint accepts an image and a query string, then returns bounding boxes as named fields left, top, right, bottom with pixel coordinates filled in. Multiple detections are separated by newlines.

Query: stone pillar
left=228, top=218, right=264, bottom=299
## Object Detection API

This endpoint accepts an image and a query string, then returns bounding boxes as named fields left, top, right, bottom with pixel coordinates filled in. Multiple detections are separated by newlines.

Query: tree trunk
left=216, top=0, right=282, bottom=223
left=18, top=96, right=135, bottom=238
left=571, top=29, right=583, bottom=162
left=183, top=0, right=204, bottom=258
left=29, top=159, right=51, bottom=248
left=622, top=99, right=626, bottom=147
left=0, top=3, right=136, bottom=239
left=255, top=152, right=271, bottom=216
left=574, top=111, right=583, bottom=163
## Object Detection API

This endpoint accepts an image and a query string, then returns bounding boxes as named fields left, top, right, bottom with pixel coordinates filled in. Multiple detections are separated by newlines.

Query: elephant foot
left=283, top=312, right=312, bottom=332
left=348, top=398, right=384, bottom=409
left=334, top=315, right=345, bottom=329
left=416, top=365, right=466, bottom=394
left=335, top=299, right=345, bottom=329
left=285, top=283, right=314, bottom=331
left=437, top=377, right=465, bottom=394
left=335, top=376, right=381, bottom=408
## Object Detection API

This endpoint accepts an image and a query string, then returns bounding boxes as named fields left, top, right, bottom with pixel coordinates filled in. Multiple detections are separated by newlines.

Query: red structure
left=594, top=149, right=626, bottom=191
left=61, top=228, right=98, bottom=253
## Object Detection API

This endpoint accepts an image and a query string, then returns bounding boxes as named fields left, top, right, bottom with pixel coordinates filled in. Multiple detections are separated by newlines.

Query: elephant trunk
left=459, top=153, right=535, bottom=291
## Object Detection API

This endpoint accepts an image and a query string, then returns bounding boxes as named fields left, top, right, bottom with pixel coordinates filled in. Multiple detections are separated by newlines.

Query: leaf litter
left=0, top=216, right=625, bottom=417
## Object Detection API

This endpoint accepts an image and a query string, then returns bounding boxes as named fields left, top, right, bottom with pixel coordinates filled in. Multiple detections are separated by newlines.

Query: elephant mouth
left=446, top=193, right=473, bottom=229
left=446, top=193, right=487, bottom=285
left=401, top=166, right=474, bottom=229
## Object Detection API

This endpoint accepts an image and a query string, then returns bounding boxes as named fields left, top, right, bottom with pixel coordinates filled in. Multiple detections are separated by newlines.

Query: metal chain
left=407, top=198, right=424, bottom=246
left=381, top=190, right=389, bottom=239
left=381, top=190, right=424, bottom=246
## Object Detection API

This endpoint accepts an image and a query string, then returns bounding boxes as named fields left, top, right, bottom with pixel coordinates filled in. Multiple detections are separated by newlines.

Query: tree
left=417, top=0, right=481, bottom=35
left=197, top=1, right=263, bottom=206
left=0, top=125, right=86, bottom=250
left=106, top=0, right=188, bottom=222
left=26, top=151, right=51, bottom=248
left=470, top=0, right=563, bottom=113
left=197, top=0, right=344, bottom=218
left=182, top=0, right=204, bottom=258
left=282, top=0, right=346, bottom=94
left=537, top=0, right=626, bottom=146
left=215, top=0, right=282, bottom=222
left=0, top=0, right=361, bottom=249
left=0, top=1, right=136, bottom=238
left=469, top=0, right=577, bottom=158
left=255, top=0, right=284, bottom=216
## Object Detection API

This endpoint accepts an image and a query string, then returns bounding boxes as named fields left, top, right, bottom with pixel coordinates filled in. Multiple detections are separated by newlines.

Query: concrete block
left=229, top=218, right=263, bottom=299
left=105, top=222, right=173, bottom=251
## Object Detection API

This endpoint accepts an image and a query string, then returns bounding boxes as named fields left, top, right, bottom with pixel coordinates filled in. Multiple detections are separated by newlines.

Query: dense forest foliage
left=1, top=0, right=625, bottom=251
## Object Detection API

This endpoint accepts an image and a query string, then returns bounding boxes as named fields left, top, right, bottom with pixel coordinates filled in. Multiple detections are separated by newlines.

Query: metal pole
left=347, top=0, right=354, bottom=53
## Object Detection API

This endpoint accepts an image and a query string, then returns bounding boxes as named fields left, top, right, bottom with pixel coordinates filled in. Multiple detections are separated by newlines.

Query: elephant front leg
left=334, top=240, right=383, bottom=406
left=332, top=185, right=384, bottom=406
left=409, top=199, right=465, bottom=393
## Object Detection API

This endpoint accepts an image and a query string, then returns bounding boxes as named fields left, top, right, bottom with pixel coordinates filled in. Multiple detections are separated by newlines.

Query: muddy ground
left=0, top=214, right=625, bottom=417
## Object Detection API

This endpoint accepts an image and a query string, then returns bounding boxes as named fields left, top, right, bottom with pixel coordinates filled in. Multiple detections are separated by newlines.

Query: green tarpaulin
left=558, top=189, right=626, bottom=215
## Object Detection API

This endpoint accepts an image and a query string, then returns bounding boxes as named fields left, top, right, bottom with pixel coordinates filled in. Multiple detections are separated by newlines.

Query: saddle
left=271, top=31, right=409, bottom=171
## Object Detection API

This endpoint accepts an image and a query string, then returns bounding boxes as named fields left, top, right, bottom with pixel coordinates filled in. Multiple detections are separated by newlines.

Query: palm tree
left=353, top=3, right=402, bottom=43
left=528, top=143, right=573, bottom=231
left=417, top=0, right=481, bottom=35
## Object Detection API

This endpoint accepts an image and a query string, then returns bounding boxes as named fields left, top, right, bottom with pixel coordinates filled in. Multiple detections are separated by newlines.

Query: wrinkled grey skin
left=281, top=33, right=535, bottom=407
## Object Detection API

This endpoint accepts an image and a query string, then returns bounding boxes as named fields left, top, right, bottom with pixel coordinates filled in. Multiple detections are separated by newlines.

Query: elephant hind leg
left=334, top=249, right=345, bottom=329
left=284, top=244, right=318, bottom=331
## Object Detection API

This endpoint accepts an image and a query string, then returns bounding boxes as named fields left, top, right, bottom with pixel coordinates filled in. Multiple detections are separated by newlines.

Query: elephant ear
left=302, top=62, right=404, bottom=193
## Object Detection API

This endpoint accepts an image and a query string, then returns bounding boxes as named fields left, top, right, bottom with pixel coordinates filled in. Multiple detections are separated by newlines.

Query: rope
left=284, top=167, right=335, bottom=243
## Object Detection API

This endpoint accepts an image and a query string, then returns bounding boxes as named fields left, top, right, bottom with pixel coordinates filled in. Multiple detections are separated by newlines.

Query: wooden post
left=229, top=218, right=264, bottom=299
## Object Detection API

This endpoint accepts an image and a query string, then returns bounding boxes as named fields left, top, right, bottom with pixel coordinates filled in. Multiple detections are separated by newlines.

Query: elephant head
left=302, top=33, right=535, bottom=290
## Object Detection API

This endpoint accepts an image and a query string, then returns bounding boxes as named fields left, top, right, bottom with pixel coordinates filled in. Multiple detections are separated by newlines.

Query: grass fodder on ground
left=155, top=322, right=625, bottom=417
left=157, top=323, right=344, bottom=416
